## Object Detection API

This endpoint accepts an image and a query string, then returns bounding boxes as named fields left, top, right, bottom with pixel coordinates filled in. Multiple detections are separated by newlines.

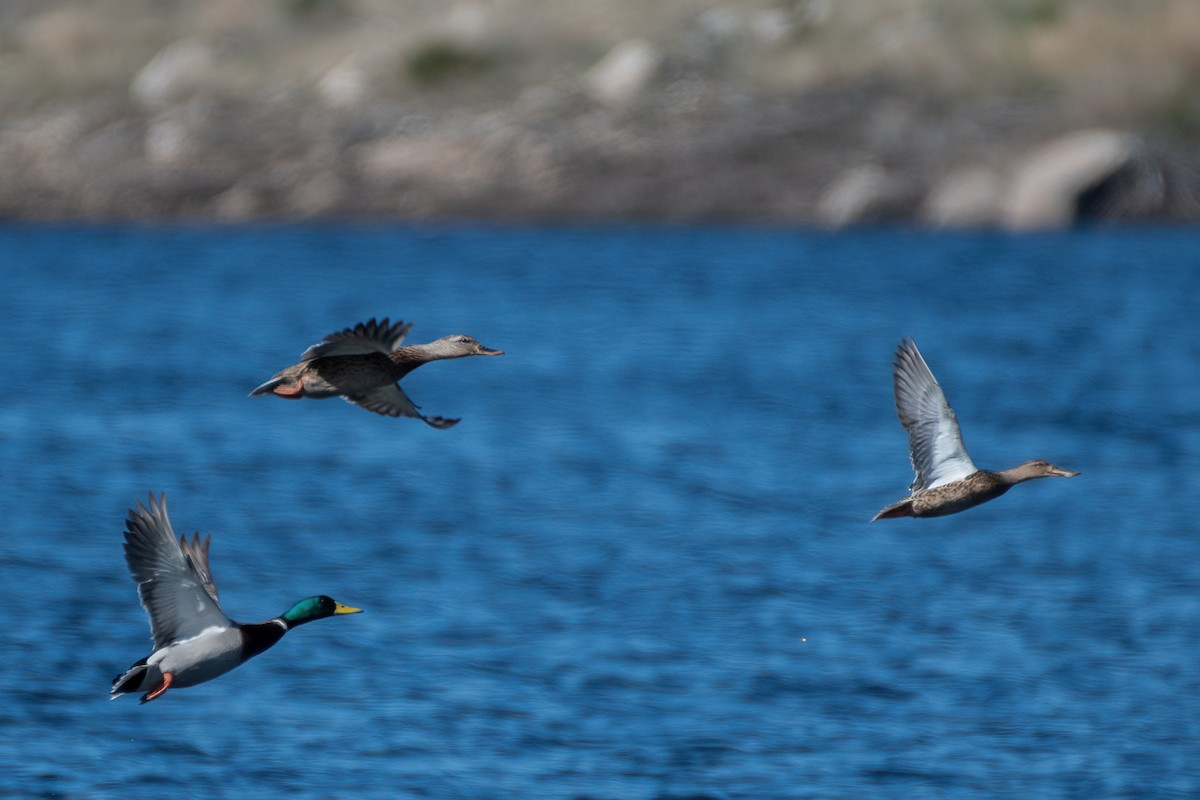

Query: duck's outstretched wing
left=892, top=339, right=978, bottom=492
left=345, top=384, right=460, bottom=429
left=123, top=494, right=232, bottom=649
left=300, top=317, right=413, bottom=361
left=178, top=532, right=219, bottom=606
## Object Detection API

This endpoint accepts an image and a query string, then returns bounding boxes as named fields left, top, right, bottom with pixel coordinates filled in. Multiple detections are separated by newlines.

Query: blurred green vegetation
left=1001, top=0, right=1064, bottom=30
left=1157, top=78, right=1200, bottom=140
left=280, top=0, right=348, bottom=19
left=406, top=41, right=494, bottom=86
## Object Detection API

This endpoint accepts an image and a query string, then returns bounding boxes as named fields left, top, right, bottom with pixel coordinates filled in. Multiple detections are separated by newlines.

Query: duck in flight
left=873, top=339, right=1079, bottom=520
left=111, top=494, right=362, bottom=704
left=250, top=317, right=503, bottom=428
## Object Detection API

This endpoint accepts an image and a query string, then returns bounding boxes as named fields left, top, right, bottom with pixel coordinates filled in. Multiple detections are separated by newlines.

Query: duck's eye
left=458, top=336, right=472, bottom=343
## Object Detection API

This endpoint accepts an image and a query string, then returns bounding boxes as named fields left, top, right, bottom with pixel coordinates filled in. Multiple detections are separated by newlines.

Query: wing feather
left=345, top=384, right=460, bottom=428
left=178, top=532, right=219, bottom=606
left=892, top=339, right=978, bottom=492
left=299, top=317, right=412, bottom=361
left=123, top=494, right=232, bottom=649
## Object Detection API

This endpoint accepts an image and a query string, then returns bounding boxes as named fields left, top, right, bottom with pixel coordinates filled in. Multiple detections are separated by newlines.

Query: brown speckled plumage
left=250, top=317, right=503, bottom=428
left=873, top=339, right=1079, bottom=520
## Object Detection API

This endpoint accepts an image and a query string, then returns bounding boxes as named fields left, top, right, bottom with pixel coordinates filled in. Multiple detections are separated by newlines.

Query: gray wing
left=178, top=532, right=219, bottom=606
left=892, top=339, right=978, bottom=492
left=345, top=384, right=460, bottom=429
left=123, top=494, right=232, bottom=649
left=300, top=317, right=413, bottom=361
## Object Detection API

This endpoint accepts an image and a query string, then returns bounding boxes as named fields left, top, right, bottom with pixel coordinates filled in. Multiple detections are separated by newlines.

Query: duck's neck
left=387, top=343, right=463, bottom=378
left=389, top=342, right=465, bottom=363
left=993, top=464, right=1047, bottom=485
left=240, top=619, right=288, bottom=661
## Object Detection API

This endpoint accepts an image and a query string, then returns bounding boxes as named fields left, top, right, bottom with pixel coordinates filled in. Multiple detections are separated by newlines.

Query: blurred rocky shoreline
left=2, top=2, right=1198, bottom=228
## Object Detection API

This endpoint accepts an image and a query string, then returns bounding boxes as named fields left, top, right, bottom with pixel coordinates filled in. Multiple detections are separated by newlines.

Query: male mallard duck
left=111, top=494, right=362, bottom=704
left=250, top=317, right=503, bottom=428
left=873, top=339, right=1079, bottom=520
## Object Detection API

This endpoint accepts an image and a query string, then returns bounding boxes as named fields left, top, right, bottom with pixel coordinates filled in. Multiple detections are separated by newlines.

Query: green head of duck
left=282, top=596, right=363, bottom=628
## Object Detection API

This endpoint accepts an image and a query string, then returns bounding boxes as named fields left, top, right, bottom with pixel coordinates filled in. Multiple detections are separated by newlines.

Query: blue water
left=2, top=224, right=1199, bottom=799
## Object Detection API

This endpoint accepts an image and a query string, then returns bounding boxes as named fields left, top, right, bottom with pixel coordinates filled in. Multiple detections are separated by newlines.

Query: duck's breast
left=151, top=626, right=245, bottom=688
left=913, top=474, right=1011, bottom=517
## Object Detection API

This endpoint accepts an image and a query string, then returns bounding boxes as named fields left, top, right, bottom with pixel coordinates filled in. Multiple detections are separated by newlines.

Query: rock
left=144, top=111, right=198, bottom=166
left=19, top=8, right=102, bottom=66
left=1002, top=129, right=1139, bottom=230
left=444, top=2, right=489, bottom=45
left=75, top=120, right=143, bottom=168
left=288, top=171, right=347, bottom=217
left=11, top=109, right=92, bottom=157
left=317, top=54, right=373, bottom=108
left=817, top=164, right=901, bottom=227
left=922, top=167, right=1003, bottom=228
left=131, top=39, right=216, bottom=109
left=213, top=184, right=262, bottom=220
left=697, top=7, right=795, bottom=46
left=585, top=40, right=661, bottom=107
left=1, top=110, right=93, bottom=204
left=354, top=135, right=497, bottom=196
left=745, top=9, right=794, bottom=44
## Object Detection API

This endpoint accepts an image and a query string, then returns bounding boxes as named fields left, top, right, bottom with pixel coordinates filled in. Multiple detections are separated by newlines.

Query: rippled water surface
left=2, top=224, right=1199, bottom=799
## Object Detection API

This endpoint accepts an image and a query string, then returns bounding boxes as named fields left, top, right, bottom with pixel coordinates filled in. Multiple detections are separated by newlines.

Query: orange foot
left=141, top=672, right=174, bottom=704
left=272, top=380, right=305, bottom=398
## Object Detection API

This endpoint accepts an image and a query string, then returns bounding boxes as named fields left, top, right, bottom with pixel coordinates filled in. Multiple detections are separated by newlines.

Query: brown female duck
left=250, top=317, right=503, bottom=428
left=873, top=339, right=1078, bottom=520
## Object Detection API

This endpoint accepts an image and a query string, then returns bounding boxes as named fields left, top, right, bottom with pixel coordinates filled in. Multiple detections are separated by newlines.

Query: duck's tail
left=111, top=659, right=148, bottom=699
left=871, top=498, right=915, bottom=521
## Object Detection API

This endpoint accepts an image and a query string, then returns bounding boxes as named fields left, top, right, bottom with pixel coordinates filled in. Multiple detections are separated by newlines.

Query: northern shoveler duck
left=111, top=494, right=362, bottom=704
left=873, top=339, right=1079, bottom=520
left=250, top=317, right=503, bottom=428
